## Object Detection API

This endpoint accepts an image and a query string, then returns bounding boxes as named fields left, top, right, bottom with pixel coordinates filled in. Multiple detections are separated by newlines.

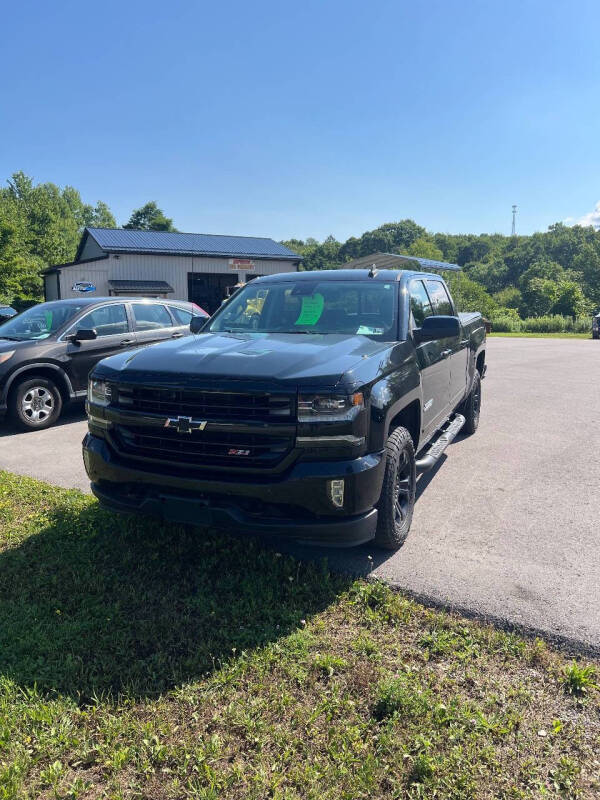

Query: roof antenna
left=368, top=263, right=378, bottom=278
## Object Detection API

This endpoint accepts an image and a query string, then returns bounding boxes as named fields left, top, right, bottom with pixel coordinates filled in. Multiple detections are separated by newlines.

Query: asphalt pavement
left=1, top=337, right=599, bottom=651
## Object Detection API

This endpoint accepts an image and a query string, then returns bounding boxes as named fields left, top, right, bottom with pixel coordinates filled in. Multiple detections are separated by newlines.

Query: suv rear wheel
left=374, top=425, right=416, bottom=550
left=10, top=377, right=63, bottom=431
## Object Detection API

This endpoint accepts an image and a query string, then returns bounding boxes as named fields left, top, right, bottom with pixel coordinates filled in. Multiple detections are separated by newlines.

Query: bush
left=488, top=312, right=592, bottom=334
left=522, top=315, right=568, bottom=333
left=489, top=315, right=521, bottom=333
left=571, top=317, right=592, bottom=333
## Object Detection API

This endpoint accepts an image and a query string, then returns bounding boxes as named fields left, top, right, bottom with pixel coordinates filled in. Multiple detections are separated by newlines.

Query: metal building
left=43, top=227, right=302, bottom=313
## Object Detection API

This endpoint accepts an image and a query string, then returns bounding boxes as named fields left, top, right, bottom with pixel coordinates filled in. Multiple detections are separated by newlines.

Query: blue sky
left=1, top=0, right=599, bottom=241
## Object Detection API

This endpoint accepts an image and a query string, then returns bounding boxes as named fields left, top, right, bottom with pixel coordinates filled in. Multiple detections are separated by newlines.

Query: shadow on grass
left=0, top=500, right=350, bottom=702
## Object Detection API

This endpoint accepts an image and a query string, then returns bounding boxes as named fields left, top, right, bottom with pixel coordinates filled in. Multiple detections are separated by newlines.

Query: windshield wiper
left=0, top=336, right=22, bottom=341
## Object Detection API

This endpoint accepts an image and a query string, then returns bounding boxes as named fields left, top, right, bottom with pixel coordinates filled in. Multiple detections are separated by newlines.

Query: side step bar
left=415, top=414, right=465, bottom=473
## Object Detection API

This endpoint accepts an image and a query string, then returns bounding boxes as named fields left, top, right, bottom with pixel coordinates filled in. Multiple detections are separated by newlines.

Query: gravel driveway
left=1, top=337, right=599, bottom=650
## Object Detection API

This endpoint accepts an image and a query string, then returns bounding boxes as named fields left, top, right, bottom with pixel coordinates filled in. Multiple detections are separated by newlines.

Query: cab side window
left=426, top=280, right=455, bottom=316
left=409, top=280, right=433, bottom=328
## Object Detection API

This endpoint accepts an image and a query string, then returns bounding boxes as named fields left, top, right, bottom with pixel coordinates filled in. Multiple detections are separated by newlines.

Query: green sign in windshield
left=295, top=293, right=324, bottom=326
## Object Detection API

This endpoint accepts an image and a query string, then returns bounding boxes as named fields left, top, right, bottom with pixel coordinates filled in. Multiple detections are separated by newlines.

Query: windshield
left=208, top=280, right=398, bottom=339
left=0, top=302, right=86, bottom=341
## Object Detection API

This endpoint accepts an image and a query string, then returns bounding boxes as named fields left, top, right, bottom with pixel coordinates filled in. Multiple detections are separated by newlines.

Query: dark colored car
left=0, top=297, right=208, bottom=430
left=593, top=313, right=599, bottom=339
left=0, top=306, right=17, bottom=324
left=84, top=269, right=486, bottom=550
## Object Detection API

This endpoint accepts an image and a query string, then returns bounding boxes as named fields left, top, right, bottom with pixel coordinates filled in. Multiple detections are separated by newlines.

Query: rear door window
left=132, top=303, right=174, bottom=331
left=426, top=281, right=455, bottom=316
left=169, top=305, right=193, bottom=325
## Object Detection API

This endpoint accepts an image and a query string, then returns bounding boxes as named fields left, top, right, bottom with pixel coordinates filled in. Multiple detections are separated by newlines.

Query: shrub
left=571, top=316, right=592, bottom=333
left=489, top=315, right=521, bottom=333
left=522, top=315, right=567, bottom=333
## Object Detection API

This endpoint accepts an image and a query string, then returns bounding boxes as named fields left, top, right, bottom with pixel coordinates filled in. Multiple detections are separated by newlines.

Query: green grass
left=1, top=471, right=600, bottom=798
left=489, top=331, right=591, bottom=339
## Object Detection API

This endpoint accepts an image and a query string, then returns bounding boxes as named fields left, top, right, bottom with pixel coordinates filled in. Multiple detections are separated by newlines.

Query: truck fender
left=368, top=366, right=421, bottom=452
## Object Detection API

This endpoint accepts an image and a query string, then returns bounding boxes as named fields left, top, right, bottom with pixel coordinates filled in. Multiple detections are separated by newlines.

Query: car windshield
left=0, top=302, right=86, bottom=341
left=208, top=280, right=398, bottom=339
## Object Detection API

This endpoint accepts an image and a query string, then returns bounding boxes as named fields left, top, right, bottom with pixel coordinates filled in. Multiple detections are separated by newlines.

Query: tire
left=10, top=377, right=63, bottom=431
left=374, top=426, right=417, bottom=550
left=462, top=369, right=481, bottom=435
left=593, top=330, right=599, bottom=340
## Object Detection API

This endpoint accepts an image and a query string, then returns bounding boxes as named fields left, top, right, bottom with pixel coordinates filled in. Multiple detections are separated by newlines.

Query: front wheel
left=374, top=426, right=416, bottom=550
left=10, top=377, right=63, bottom=431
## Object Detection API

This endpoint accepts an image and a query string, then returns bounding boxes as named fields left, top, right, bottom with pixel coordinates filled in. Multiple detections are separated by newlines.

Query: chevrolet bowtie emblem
left=164, top=416, right=208, bottom=434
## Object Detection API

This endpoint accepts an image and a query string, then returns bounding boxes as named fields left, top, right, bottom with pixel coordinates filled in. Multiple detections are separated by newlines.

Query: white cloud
left=573, top=201, right=600, bottom=229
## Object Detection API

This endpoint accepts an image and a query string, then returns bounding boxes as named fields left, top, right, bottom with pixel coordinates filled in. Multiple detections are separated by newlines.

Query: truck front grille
left=113, top=425, right=294, bottom=469
left=115, top=385, right=294, bottom=422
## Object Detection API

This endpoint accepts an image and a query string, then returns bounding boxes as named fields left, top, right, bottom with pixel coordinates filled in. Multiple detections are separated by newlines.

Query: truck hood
left=96, top=332, right=392, bottom=389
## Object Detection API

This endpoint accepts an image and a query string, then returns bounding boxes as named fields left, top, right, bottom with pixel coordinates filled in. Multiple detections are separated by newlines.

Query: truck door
left=409, top=280, right=451, bottom=438
left=426, top=280, right=468, bottom=410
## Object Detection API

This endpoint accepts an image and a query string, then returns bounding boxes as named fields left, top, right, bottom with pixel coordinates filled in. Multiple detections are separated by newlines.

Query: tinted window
left=409, top=280, right=433, bottom=327
left=76, top=304, right=129, bottom=337
left=132, top=303, right=173, bottom=331
left=208, top=280, right=397, bottom=339
left=426, top=281, right=455, bottom=316
left=169, top=306, right=193, bottom=325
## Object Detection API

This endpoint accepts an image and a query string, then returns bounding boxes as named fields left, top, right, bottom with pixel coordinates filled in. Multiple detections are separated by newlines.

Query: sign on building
left=229, top=258, right=255, bottom=271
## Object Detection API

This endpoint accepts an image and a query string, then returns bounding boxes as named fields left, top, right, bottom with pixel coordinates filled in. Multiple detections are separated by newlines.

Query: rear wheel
left=462, top=370, right=481, bottom=435
left=10, top=377, right=63, bottom=431
left=374, top=426, right=416, bottom=550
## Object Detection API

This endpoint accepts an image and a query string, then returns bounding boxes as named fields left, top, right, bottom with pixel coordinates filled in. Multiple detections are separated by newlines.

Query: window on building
left=426, top=280, right=455, bottom=316
left=76, top=304, right=129, bottom=337
left=132, top=303, right=173, bottom=331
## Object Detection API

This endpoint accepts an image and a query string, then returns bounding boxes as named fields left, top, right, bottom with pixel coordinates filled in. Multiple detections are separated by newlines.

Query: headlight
left=88, top=377, right=112, bottom=407
left=0, top=350, right=15, bottom=365
left=298, top=392, right=364, bottom=422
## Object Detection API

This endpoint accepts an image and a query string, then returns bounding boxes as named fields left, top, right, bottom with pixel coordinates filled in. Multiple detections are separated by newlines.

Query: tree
left=124, top=201, right=177, bottom=232
left=407, top=238, right=443, bottom=260
left=0, top=171, right=115, bottom=305
left=493, top=287, right=522, bottom=309
left=446, top=273, right=497, bottom=319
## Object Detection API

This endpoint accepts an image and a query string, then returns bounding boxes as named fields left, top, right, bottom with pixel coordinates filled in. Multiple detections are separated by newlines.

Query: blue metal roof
left=82, top=227, right=301, bottom=260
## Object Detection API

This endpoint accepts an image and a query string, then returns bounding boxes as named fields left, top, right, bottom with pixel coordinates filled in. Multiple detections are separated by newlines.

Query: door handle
left=171, top=332, right=184, bottom=338
left=120, top=339, right=135, bottom=346
left=441, top=349, right=452, bottom=359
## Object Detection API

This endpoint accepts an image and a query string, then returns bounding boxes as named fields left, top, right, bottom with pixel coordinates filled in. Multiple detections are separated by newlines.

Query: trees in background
left=124, top=201, right=177, bottom=232
left=0, top=172, right=117, bottom=306
left=0, top=175, right=181, bottom=306
left=287, top=219, right=600, bottom=319
left=1, top=169, right=598, bottom=317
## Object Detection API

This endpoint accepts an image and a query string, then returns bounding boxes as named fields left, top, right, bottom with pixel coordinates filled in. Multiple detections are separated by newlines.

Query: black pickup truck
left=83, top=269, right=486, bottom=549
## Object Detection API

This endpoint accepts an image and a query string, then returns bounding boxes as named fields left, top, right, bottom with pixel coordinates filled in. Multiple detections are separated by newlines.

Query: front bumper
left=83, top=433, right=384, bottom=547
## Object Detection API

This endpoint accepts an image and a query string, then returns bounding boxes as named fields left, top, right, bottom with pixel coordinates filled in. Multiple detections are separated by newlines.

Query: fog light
left=329, top=479, right=345, bottom=508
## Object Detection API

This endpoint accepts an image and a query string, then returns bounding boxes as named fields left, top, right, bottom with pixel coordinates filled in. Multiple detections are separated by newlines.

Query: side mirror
left=67, top=328, right=98, bottom=342
left=418, top=315, right=460, bottom=342
left=190, top=314, right=209, bottom=334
